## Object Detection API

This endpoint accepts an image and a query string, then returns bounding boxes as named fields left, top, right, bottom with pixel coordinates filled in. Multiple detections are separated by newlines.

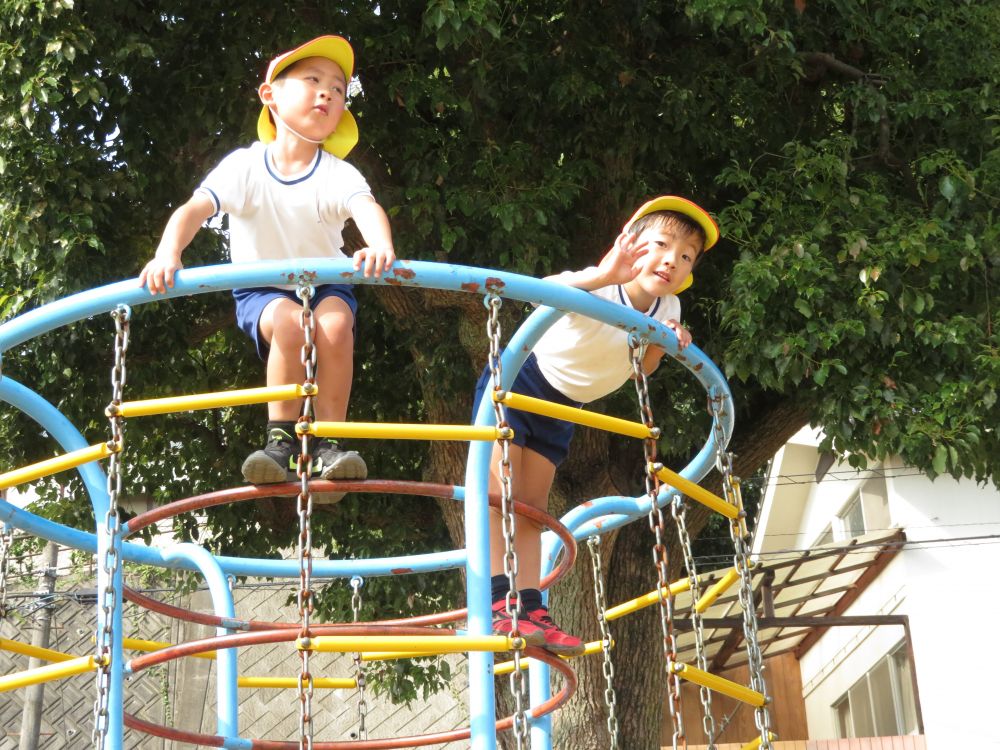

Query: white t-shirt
left=197, top=141, right=373, bottom=266
left=533, top=270, right=681, bottom=404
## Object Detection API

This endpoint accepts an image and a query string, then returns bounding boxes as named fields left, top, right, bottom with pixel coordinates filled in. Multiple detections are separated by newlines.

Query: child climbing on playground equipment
left=475, top=195, right=719, bottom=656
left=139, top=35, right=395, bottom=490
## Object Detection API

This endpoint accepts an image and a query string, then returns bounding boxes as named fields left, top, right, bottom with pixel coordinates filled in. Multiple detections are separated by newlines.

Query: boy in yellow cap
left=474, top=196, right=718, bottom=655
left=140, top=36, right=394, bottom=492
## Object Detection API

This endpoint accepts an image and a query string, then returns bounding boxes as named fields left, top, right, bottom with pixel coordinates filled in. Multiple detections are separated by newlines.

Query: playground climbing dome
left=0, top=259, right=774, bottom=750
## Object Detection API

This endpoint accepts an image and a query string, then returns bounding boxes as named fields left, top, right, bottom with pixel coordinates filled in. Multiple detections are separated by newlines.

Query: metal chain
left=586, top=536, right=620, bottom=749
left=672, top=499, right=718, bottom=748
left=93, top=304, right=129, bottom=749
left=296, top=282, right=317, bottom=750
left=0, top=520, right=12, bottom=618
left=350, top=576, right=369, bottom=741
left=485, top=293, right=529, bottom=748
left=710, top=399, right=773, bottom=750
left=629, top=339, right=684, bottom=750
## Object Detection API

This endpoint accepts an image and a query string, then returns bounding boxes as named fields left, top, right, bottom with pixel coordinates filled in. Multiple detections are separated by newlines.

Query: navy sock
left=266, top=420, right=297, bottom=438
left=519, top=588, right=543, bottom=611
left=491, top=575, right=509, bottom=604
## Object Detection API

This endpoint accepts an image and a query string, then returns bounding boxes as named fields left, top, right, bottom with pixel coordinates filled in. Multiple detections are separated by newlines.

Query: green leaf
left=932, top=444, right=948, bottom=475
left=939, top=175, right=956, bottom=201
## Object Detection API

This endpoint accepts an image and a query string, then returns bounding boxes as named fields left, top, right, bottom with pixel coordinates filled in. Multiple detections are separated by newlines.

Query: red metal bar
left=125, top=646, right=576, bottom=749
left=123, top=484, right=577, bottom=630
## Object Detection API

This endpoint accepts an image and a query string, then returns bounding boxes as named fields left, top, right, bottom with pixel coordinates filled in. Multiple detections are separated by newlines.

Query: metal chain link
left=629, top=339, right=684, bottom=750
left=586, top=536, right=620, bottom=749
left=350, top=576, right=369, bottom=741
left=0, top=520, right=12, bottom=618
left=296, top=282, right=317, bottom=750
left=485, top=293, right=529, bottom=748
left=672, top=499, right=718, bottom=748
left=710, top=399, right=773, bottom=750
left=93, top=304, right=129, bottom=749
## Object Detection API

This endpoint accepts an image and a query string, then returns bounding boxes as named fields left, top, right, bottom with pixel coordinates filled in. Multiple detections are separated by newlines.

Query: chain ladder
left=296, top=283, right=318, bottom=750
left=485, top=293, right=529, bottom=748
left=672, top=499, right=718, bottom=748
left=0, top=521, right=12, bottom=618
left=93, top=304, right=129, bottom=749
left=710, top=400, right=773, bottom=750
left=629, top=339, right=684, bottom=749
left=586, top=536, right=620, bottom=749
left=350, top=576, right=369, bottom=740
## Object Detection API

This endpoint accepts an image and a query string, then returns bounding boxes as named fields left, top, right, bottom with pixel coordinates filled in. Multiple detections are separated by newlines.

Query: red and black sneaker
left=525, top=607, right=585, bottom=657
left=491, top=600, right=545, bottom=647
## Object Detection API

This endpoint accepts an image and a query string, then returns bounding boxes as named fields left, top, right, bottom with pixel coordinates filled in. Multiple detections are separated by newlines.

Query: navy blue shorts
left=473, top=353, right=582, bottom=467
left=233, top=284, right=358, bottom=361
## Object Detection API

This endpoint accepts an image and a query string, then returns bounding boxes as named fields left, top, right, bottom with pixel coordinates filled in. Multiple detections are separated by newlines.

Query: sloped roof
left=666, top=528, right=905, bottom=671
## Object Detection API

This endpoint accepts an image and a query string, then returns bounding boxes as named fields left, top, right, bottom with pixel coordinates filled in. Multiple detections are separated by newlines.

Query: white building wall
left=797, top=455, right=1000, bottom=749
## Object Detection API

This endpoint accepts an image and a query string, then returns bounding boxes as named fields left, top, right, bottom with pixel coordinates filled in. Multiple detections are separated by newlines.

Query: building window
left=839, top=494, right=866, bottom=538
left=837, top=472, right=891, bottom=540
left=833, top=642, right=919, bottom=738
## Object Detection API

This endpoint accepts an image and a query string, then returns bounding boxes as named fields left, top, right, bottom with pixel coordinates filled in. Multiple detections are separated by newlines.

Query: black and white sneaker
left=241, top=427, right=299, bottom=485
left=315, top=438, right=367, bottom=481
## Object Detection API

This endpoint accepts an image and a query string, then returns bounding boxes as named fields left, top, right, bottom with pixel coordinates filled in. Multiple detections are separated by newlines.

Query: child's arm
left=545, top=231, right=649, bottom=291
left=350, top=195, right=396, bottom=278
left=139, top=193, right=216, bottom=295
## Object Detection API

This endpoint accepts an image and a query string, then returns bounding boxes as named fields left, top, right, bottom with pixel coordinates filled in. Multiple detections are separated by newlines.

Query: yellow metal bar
left=0, top=442, right=118, bottom=490
left=740, top=732, right=777, bottom=750
left=114, top=384, right=310, bottom=417
left=670, top=662, right=767, bottom=707
left=123, top=637, right=216, bottom=660
left=0, top=637, right=76, bottom=663
left=605, top=578, right=692, bottom=621
left=0, top=655, right=98, bottom=692
left=304, top=635, right=515, bottom=654
left=494, top=639, right=607, bottom=676
left=238, top=676, right=356, bottom=689
left=731, top=476, right=749, bottom=537
left=496, top=391, right=654, bottom=439
left=653, top=464, right=740, bottom=519
left=303, top=421, right=505, bottom=442
left=695, top=568, right=740, bottom=614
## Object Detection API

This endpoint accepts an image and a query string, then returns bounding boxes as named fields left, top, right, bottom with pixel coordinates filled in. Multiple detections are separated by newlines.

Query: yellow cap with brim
left=257, top=35, right=359, bottom=159
left=623, top=195, right=720, bottom=293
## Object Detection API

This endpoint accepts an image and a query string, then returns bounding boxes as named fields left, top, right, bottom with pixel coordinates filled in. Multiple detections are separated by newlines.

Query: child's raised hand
left=139, top=255, right=183, bottom=295
left=597, top=232, right=648, bottom=285
left=353, top=246, right=396, bottom=278
left=665, top=319, right=692, bottom=349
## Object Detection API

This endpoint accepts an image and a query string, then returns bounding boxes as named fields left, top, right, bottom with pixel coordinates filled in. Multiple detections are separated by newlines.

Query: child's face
left=631, top=221, right=702, bottom=297
left=260, top=56, right=348, bottom=144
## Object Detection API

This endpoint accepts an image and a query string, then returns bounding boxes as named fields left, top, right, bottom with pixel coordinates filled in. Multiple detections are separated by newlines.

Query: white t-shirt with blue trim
left=197, top=141, right=373, bottom=266
left=533, top=270, right=681, bottom=403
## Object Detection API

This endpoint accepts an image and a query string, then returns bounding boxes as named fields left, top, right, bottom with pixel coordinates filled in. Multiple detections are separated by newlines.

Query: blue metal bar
left=160, top=544, right=239, bottom=737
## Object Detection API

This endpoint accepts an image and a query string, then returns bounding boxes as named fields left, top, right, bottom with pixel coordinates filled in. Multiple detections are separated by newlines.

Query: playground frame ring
left=0, top=259, right=734, bottom=749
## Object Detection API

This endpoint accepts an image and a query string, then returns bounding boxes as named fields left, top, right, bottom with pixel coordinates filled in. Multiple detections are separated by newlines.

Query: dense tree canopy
left=2, top=1, right=998, bottom=747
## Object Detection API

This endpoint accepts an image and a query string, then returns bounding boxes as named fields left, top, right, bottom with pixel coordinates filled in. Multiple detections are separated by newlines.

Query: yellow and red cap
left=257, top=35, right=359, bottom=158
left=624, top=195, right=720, bottom=293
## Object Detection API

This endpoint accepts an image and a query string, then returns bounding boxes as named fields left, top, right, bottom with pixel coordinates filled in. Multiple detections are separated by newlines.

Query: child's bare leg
left=488, top=443, right=556, bottom=590
left=311, top=296, right=355, bottom=422
left=258, top=297, right=308, bottom=420
left=486, top=442, right=583, bottom=654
